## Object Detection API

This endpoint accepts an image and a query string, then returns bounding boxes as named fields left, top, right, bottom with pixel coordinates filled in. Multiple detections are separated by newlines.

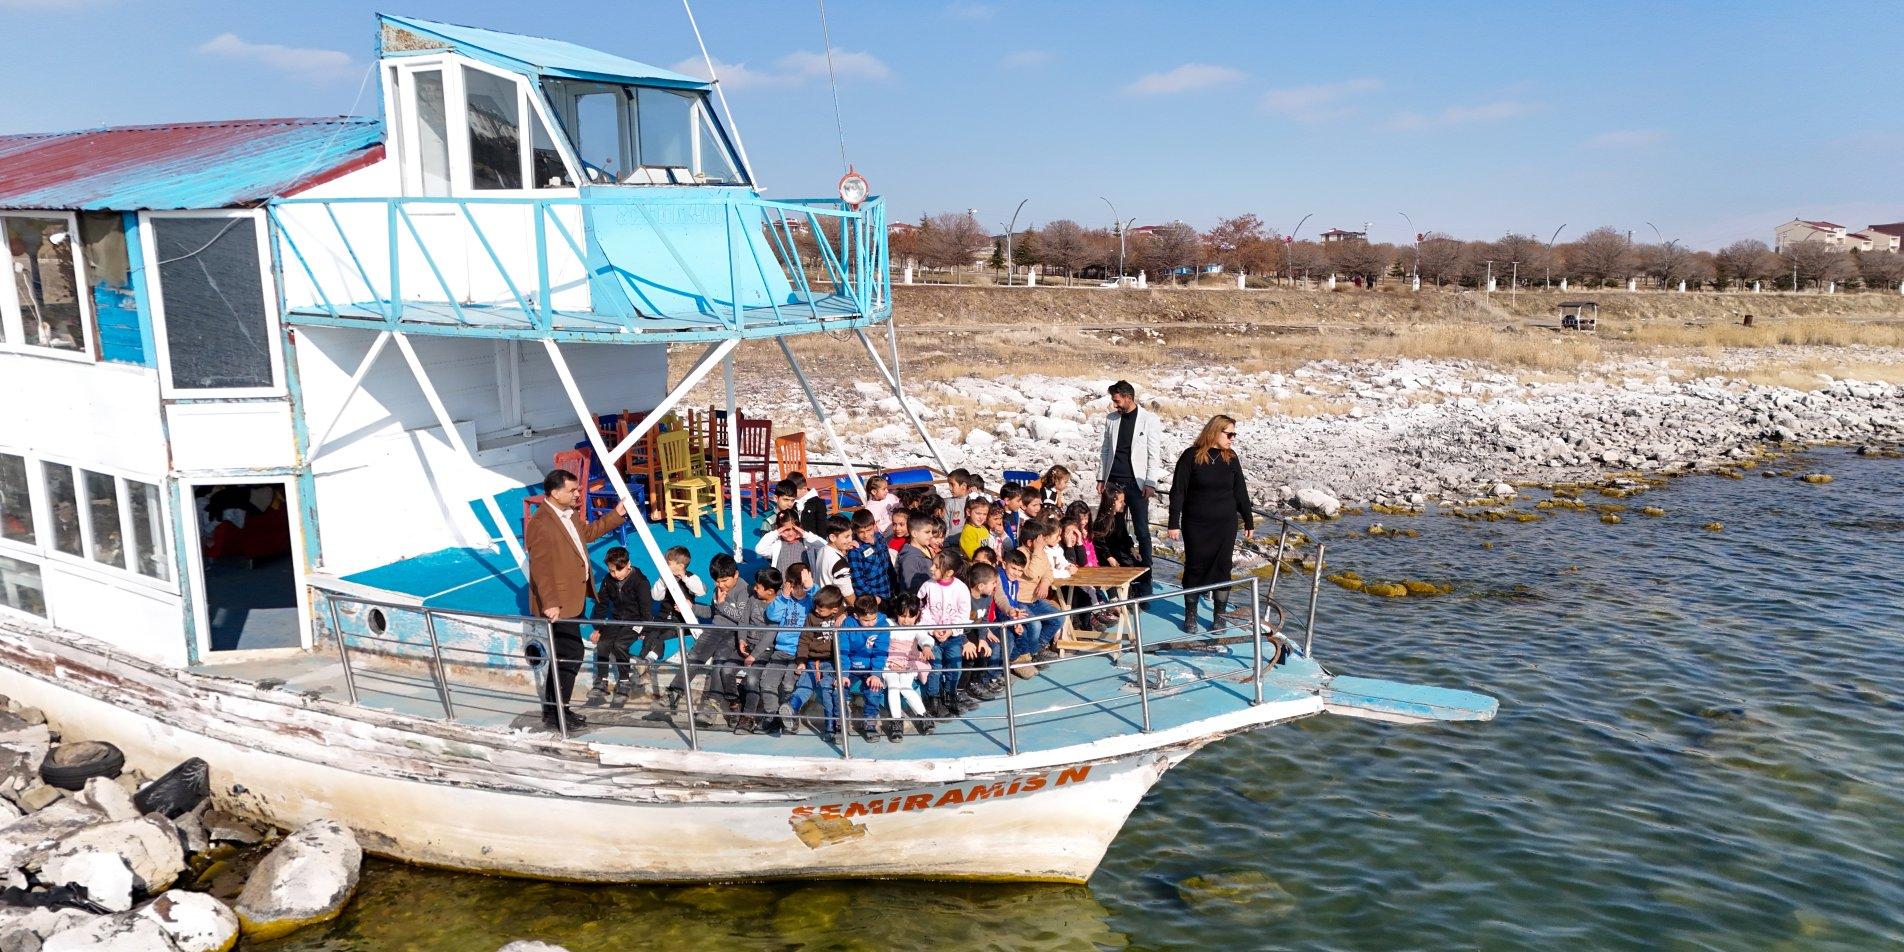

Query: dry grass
left=1622, top=319, right=1904, bottom=349
left=1725, top=360, right=1904, bottom=390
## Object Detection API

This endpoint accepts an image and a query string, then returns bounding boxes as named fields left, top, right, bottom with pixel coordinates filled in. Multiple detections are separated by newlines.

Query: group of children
left=581, top=465, right=1145, bottom=744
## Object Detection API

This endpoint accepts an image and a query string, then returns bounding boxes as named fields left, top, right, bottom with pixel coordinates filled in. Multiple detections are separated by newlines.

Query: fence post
left=676, top=621, right=699, bottom=752
left=421, top=609, right=457, bottom=720
left=1250, top=576, right=1264, bottom=705
left=1268, top=522, right=1290, bottom=597
left=830, top=626, right=851, bottom=760
left=1304, top=542, right=1325, bottom=658
left=545, top=620, right=568, bottom=741
left=324, top=594, right=359, bottom=706
left=998, top=619, right=1018, bottom=756
left=1132, top=599, right=1153, bottom=732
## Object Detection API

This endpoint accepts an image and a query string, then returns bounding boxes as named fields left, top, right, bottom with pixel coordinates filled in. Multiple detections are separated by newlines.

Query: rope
left=681, top=0, right=757, bottom=186
left=817, top=0, right=849, bottom=171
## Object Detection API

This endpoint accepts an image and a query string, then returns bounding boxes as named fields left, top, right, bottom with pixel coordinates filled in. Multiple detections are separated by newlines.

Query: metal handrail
left=269, top=192, right=889, bottom=335
left=312, top=569, right=1314, bottom=749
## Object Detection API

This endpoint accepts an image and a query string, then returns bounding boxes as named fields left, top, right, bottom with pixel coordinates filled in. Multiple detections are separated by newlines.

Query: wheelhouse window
left=41, top=462, right=80, bottom=557
left=0, top=554, right=45, bottom=618
left=636, top=87, right=693, bottom=170
left=464, top=66, right=523, bottom=190
left=543, top=80, right=745, bottom=185
left=0, top=453, right=33, bottom=545
left=148, top=215, right=279, bottom=394
left=127, top=479, right=169, bottom=581
left=83, top=470, right=123, bottom=569
left=2, top=213, right=92, bottom=356
left=412, top=69, right=452, bottom=196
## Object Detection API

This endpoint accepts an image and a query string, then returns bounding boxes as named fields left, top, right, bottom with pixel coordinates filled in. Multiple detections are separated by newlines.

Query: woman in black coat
left=1166, top=414, right=1254, bottom=633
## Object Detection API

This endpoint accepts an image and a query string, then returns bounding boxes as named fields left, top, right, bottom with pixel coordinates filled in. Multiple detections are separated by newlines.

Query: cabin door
left=180, top=478, right=311, bottom=655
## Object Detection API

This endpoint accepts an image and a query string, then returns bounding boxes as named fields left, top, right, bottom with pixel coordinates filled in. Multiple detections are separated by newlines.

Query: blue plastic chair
left=1002, top=468, right=1038, bottom=486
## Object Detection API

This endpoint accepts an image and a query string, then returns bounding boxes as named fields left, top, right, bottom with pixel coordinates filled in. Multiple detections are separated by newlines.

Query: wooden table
left=1049, top=566, right=1150, bottom=655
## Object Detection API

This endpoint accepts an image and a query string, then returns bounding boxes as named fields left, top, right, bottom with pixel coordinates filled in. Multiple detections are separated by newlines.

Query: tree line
left=887, top=213, right=1904, bottom=292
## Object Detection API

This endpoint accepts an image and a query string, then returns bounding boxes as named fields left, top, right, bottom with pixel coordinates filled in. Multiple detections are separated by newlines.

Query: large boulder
left=38, top=850, right=136, bottom=912
left=33, top=818, right=185, bottom=898
left=0, top=800, right=104, bottom=870
left=75, top=778, right=138, bottom=823
left=233, top=819, right=362, bottom=941
left=497, top=944, right=571, bottom=952
left=1292, top=483, right=1341, bottom=518
left=0, top=907, right=100, bottom=951
left=138, top=891, right=238, bottom=952
left=40, top=912, right=179, bottom=952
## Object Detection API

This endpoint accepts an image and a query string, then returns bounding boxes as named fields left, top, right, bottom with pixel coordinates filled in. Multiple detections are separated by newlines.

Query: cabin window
left=149, top=215, right=278, bottom=394
left=413, top=69, right=453, bottom=197
left=465, top=67, right=523, bottom=190
left=0, top=554, right=45, bottom=619
left=82, top=470, right=123, bottom=569
left=127, top=479, right=168, bottom=581
left=636, top=87, right=693, bottom=170
left=0, top=453, right=33, bottom=546
left=696, top=109, right=742, bottom=184
left=529, top=109, right=571, bottom=189
left=2, top=214, right=92, bottom=357
left=41, top=463, right=81, bottom=558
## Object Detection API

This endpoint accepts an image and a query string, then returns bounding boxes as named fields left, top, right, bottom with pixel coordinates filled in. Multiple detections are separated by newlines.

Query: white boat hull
left=0, top=622, right=1318, bottom=883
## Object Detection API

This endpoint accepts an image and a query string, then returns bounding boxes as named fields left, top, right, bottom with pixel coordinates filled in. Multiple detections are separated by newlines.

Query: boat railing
left=307, top=534, right=1327, bottom=756
left=267, top=191, right=889, bottom=339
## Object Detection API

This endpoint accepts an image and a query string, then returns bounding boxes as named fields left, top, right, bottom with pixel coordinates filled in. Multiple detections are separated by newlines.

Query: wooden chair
left=731, top=417, right=775, bottom=515
left=618, top=411, right=662, bottom=518
left=555, top=446, right=633, bottom=544
left=774, top=431, right=837, bottom=510
left=657, top=429, right=723, bottom=537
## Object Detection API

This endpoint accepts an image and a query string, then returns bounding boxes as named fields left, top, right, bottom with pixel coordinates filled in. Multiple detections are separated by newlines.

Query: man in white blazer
left=1096, top=380, right=1165, bottom=595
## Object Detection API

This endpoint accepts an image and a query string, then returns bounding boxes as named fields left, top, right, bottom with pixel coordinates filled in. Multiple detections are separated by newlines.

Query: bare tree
left=915, top=211, right=991, bottom=270
left=1784, top=242, right=1855, bottom=290
left=1140, top=222, right=1203, bottom=284
left=1326, top=240, right=1392, bottom=286
left=1414, top=232, right=1467, bottom=287
left=1713, top=239, right=1775, bottom=289
left=1038, top=219, right=1088, bottom=277
left=1565, top=227, right=1633, bottom=286
left=1204, top=214, right=1267, bottom=272
left=1638, top=241, right=1697, bottom=288
left=1284, top=240, right=1326, bottom=283
left=1855, top=249, right=1904, bottom=290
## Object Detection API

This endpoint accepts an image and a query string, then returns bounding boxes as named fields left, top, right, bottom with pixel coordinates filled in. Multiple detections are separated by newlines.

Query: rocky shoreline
left=814, top=351, right=1904, bottom=514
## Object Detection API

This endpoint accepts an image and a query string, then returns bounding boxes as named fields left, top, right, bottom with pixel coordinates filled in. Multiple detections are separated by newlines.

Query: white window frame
left=0, top=550, right=49, bottom=624
left=0, top=210, right=97, bottom=363
left=175, top=475, right=312, bottom=656
left=0, top=447, right=176, bottom=597
left=140, top=209, right=286, bottom=399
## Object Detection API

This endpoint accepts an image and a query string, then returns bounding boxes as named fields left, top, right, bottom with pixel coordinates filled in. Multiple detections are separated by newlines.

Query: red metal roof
left=0, top=117, right=384, bottom=211
left=1867, top=222, right=1904, bottom=237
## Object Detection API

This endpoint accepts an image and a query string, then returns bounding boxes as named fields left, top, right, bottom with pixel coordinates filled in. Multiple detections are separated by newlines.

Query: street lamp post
left=1099, top=196, right=1131, bottom=284
left=1510, top=260, right=1519, bottom=307
left=1400, top=211, right=1419, bottom=282
left=1545, top=224, right=1566, bottom=289
left=1287, top=212, right=1313, bottom=286
left=1000, top=198, right=1028, bottom=287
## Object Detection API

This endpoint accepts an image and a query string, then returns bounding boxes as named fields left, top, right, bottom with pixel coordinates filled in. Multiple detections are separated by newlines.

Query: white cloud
left=668, top=57, right=790, bottom=91
left=776, top=49, right=892, bottom=82
left=945, top=2, right=996, bottom=19
left=1386, top=100, right=1539, bottom=131
left=1001, top=49, right=1053, bottom=69
left=1585, top=129, right=1666, bottom=148
left=670, top=49, right=893, bottom=90
left=1123, top=63, right=1246, bottom=96
left=197, top=32, right=357, bottom=83
left=1259, top=77, right=1382, bottom=121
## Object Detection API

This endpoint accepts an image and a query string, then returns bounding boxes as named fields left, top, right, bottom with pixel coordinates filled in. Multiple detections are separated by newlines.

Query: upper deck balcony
left=270, top=15, right=890, bottom=344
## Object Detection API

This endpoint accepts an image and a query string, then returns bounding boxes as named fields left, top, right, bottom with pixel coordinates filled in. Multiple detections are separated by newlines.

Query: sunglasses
left=1221, top=430, right=1237, bottom=438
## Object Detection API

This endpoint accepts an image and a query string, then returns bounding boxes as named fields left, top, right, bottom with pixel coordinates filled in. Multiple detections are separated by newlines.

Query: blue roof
left=0, top=118, right=384, bottom=211
left=379, top=14, right=712, bottom=90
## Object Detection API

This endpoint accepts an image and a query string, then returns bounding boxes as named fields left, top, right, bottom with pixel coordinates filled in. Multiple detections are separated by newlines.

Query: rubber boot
left=1181, top=595, right=1199, bottom=634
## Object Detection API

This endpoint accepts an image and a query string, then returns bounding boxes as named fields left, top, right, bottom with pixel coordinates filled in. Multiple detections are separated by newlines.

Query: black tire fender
left=39, top=741, right=125, bottom=791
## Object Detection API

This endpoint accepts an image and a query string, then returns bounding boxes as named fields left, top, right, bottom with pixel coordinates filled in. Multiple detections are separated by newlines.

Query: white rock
left=137, top=891, right=239, bottom=952
left=38, top=850, right=136, bottom=912
left=37, top=818, right=185, bottom=896
left=962, top=428, right=995, bottom=448
left=0, top=800, right=104, bottom=870
left=1492, top=483, right=1516, bottom=498
left=76, top=777, right=139, bottom=823
left=1292, top=484, right=1341, bottom=518
left=497, top=944, right=571, bottom=952
left=41, top=913, right=179, bottom=952
left=0, top=907, right=99, bottom=950
left=234, top=819, right=362, bottom=941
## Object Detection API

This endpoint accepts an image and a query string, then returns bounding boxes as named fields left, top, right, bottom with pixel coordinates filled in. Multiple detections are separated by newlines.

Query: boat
left=0, top=14, right=1496, bottom=883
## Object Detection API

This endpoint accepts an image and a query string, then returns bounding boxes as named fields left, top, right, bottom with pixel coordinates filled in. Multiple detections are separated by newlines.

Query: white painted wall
left=0, top=356, right=166, bottom=475
left=42, top=566, right=185, bottom=667
left=293, top=328, right=666, bottom=574
left=165, top=403, right=298, bottom=473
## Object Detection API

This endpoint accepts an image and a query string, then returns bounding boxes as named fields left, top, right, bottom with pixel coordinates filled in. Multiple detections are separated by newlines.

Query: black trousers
left=1180, top=519, right=1237, bottom=595
left=1108, top=478, right=1154, bottom=595
left=531, top=621, right=586, bottom=717
left=591, top=624, right=639, bottom=686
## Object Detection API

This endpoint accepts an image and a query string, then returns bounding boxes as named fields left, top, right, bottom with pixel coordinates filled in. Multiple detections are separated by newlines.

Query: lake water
left=264, top=450, right=1904, bottom=951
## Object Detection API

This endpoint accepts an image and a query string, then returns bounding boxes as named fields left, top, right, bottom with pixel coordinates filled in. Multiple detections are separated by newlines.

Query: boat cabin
left=0, top=15, right=892, bottom=671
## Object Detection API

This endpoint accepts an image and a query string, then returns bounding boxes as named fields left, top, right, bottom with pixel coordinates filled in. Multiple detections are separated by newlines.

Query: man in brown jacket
left=526, top=468, right=626, bottom=727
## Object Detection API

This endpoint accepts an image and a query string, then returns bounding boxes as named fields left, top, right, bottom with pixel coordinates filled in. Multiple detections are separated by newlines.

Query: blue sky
left=3, top=0, right=1900, bottom=248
